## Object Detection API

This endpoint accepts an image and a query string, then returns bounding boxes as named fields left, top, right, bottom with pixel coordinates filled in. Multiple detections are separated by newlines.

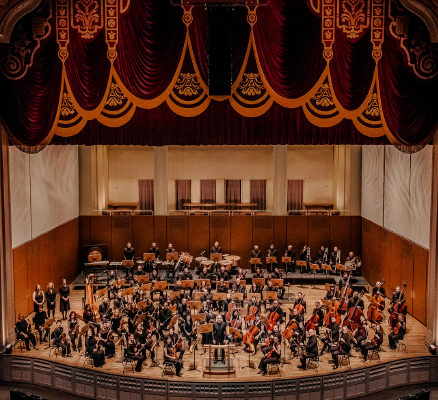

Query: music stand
left=322, top=263, right=332, bottom=278
left=296, top=260, right=307, bottom=287
left=250, top=258, right=261, bottom=269
left=193, top=292, right=204, bottom=300
left=96, top=287, right=107, bottom=299
left=77, top=323, right=90, bottom=354
left=262, top=291, right=278, bottom=301
left=336, top=264, right=346, bottom=272
left=181, top=280, right=194, bottom=294
left=232, top=279, right=246, bottom=287
left=188, top=301, right=202, bottom=313
left=137, top=275, right=149, bottom=284
left=196, top=279, right=211, bottom=288
left=271, top=279, right=283, bottom=287
left=247, top=293, right=261, bottom=302
left=122, top=260, right=134, bottom=272
left=266, top=256, right=277, bottom=273
left=198, top=323, right=213, bottom=356
left=223, top=281, right=230, bottom=289
left=282, top=257, right=291, bottom=274
left=231, top=292, right=244, bottom=302
left=210, top=253, right=222, bottom=262
left=113, top=279, right=126, bottom=289
left=189, top=314, right=206, bottom=371
left=166, top=253, right=179, bottom=262
left=252, top=278, right=265, bottom=287
left=141, top=283, right=152, bottom=292
left=43, top=317, right=56, bottom=349
left=212, top=293, right=227, bottom=301
left=310, top=263, right=320, bottom=288
left=136, top=300, right=148, bottom=311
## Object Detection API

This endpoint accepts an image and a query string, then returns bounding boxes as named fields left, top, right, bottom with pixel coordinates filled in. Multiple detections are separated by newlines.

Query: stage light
left=425, top=341, right=436, bottom=355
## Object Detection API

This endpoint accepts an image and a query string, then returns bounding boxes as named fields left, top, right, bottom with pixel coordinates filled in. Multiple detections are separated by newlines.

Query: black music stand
left=310, top=263, right=320, bottom=288
left=280, top=333, right=291, bottom=366
left=242, top=345, right=255, bottom=369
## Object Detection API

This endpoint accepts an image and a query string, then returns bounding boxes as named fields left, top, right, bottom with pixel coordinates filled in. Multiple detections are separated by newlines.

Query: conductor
left=213, top=314, right=227, bottom=364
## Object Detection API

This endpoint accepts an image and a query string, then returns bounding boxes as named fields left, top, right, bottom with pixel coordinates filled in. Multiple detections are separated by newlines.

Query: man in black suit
left=372, top=281, right=386, bottom=298
left=213, top=315, right=227, bottom=363
left=166, top=243, right=176, bottom=254
left=211, top=242, right=222, bottom=254
left=124, top=242, right=135, bottom=278
left=284, top=245, right=296, bottom=273
left=298, top=328, right=318, bottom=369
left=331, top=325, right=352, bottom=369
left=330, top=246, right=341, bottom=269
left=251, top=245, right=262, bottom=273
left=149, top=242, right=160, bottom=260
left=266, top=244, right=278, bottom=273
left=98, top=297, right=112, bottom=323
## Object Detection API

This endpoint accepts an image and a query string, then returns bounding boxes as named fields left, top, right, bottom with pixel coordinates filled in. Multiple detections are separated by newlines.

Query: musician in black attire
left=68, top=311, right=80, bottom=351
left=135, top=264, right=146, bottom=277
left=164, top=336, right=183, bottom=376
left=347, top=291, right=364, bottom=312
left=251, top=245, right=262, bottom=273
left=211, top=242, right=222, bottom=254
left=331, top=325, right=352, bottom=369
left=264, top=280, right=277, bottom=311
left=51, top=320, right=72, bottom=357
left=389, top=286, right=405, bottom=312
left=15, top=314, right=38, bottom=351
left=289, top=322, right=306, bottom=359
left=361, top=324, right=384, bottom=361
left=289, top=308, right=304, bottom=324
left=124, top=242, right=135, bottom=278
left=33, top=305, right=49, bottom=343
left=180, top=267, right=194, bottom=297
left=310, top=302, right=325, bottom=335
left=177, top=297, right=190, bottom=320
left=99, top=297, right=112, bottom=323
left=167, top=327, right=185, bottom=360
left=158, top=302, right=173, bottom=340
left=317, top=245, right=326, bottom=264
left=46, top=282, right=56, bottom=318
left=216, top=265, right=229, bottom=281
left=149, top=243, right=160, bottom=260
left=388, top=314, right=407, bottom=349
left=266, top=244, right=278, bottom=273
left=284, top=245, right=296, bottom=273
left=320, top=316, right=340, bottom=355
left=213, top=315, right=227, bottom=363
left=126, top=333, right=145, bottom=372
left=59, top=279, right=71, bottom=319
left=258, top=336, right=281, bottom=376
left=325, top=283, right=340, bottom=300
left=372, top=281, right=386, bottom=297
left=299, top=245, right=310, bottom=274
left=150, top=269, right=162, bottom=300
left=253, top=267, right=265, bottom=279
left=83, top=304, right=100, bottom=335
left=85, top=329, right=105, bottom=367
left=99, top=321, right=116, bottom=358
left=113, top=291, right=126, bottom=310
left=181, top=314, right=195, bottom=349
left=251, top=315, right=264, bottom=354
left=339, top=272, right=350, bottom=289
left=268, top=300, right=284, bottom=327
left=134, top=324, right=155, bottom=363
left=298, top=328, right=318, bottom=369
left=247, top=296, right=261, bottom=318
left=127, top=302, right=138, bottom=334
left=201, top=310, right=215, bottom=345
left=166, top=243, right=176, bottom=254
left=294, top=292, right=307, bottom=314
left=199, top=266, right=212, bottom=280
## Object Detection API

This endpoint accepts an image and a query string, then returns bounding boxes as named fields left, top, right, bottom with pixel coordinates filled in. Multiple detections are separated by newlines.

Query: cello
left=343, top=290, right=365, bottom=332
left=367, top=278, right=385, bottom=323
left=389, top=282, right=407, bottom=328
left=243, top=324, right=259, bottom=353
left=338, top=271, right=353, bottom=315
left=305, top=312, right=319, bottom=331
left=246, top=304, right=258, bottom=323
left=266, top=307, right=280, bottom=331
left=294, top=295, right=306, bottom=314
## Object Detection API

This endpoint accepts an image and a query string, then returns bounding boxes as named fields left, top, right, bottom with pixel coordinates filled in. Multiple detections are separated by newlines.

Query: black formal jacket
left=306, top=335, right=318, bottom=355
left=213, top=321, right=227, bottom=342
left=124, top=247, right=135, bottom=260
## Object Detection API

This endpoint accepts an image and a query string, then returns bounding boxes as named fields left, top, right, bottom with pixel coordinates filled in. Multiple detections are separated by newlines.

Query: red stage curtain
left=200, top=180, right=216, bottom=204
left=175, top=180, right=191, bottom=210
left=138, top=179, right=154, bottom=212
left=226, top=180, right=241, bottom=205
left=250, top=180, right=266, bottom=210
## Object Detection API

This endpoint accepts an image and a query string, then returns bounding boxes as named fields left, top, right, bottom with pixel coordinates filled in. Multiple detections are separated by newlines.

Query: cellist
left=325, top=283, right=340, bottom=300
left=297, top=328, right=318, bottom=369
left=294, top=292, right=307, bottom=315
left=361, top=324, right=384, bottom=361
left=267, top=300, right=284, bottom=328
left=246, top=295, right=261, bottom=326
left=388, top=314, right=406, bottom=349
left=289, top=308, right=304, bottom=325
left=289, top=321, right=306, bottom=360
left=389, top=286, right=405, bottom=313
left=347, top=291, right=364, bottom=311
left=319, top=316, right=339, bottom=356
left=258, top=336, right=281, bottom=376
left=306, top=302, right=324, bottom=335
left=352, top=314, right=368, bottom=348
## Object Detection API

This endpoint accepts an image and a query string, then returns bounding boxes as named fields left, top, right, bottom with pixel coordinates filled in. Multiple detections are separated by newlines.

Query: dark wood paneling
left=79, top=215, right=91, bottom=248
left=401, top=240, right=414, bottom=314
left=231, top=216, right=252, bottom=269
left=111, top=215, right=133, bottom=261
left=13, top=245, right=28, bottom=316
left=153, top=216, right=167, bottom=257
left=26, top=239, right=40, bottom=312
left=60, top=219, right=80, bottom=284
left=379, top=228, right=391, bottom=289
left=389, top=232, right=402, bottom=294
left=274, top=216, right=287, bottom=260
left=286, top=216, right=308, bottom=256
left=329, top=216, right=351, bottom=261
left=350, top=216, right=362, bottom=258
left=253, top=216, right=274, bottom=264
left=132, top=216, right=154, bottom=257
left=361, top=218, right=373, bottom=284
left=167, top=216, right=188, bottom=254
left=210, top=216, right=231, bottom=255
left=188, top=216, right=209, bottom=258
left=50, top=227, right=61, bottom=293
left=413, top=245, right=428, bottom=325
left=38, top=233, right=52, bottom=289
left=90, top=216, right=112, bottom=257
left=308, top=216, right=329, bottom=261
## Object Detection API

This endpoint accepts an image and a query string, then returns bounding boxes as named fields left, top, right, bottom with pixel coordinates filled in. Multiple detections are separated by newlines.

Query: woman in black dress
left=46, top=282, right=56, bottom=318
left=85, top=329, right=105, bottom=367
left=59, top=279, right=70, bottom=319
left=32, top=285, right=45, bottom=313
left=68, top=311, right=79, bottom=351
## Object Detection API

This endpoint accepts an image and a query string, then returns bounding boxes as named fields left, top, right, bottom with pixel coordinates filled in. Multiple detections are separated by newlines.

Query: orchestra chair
left=339, top=351, right=352, bottom=369
left=306, top=353, right=319, bottom=372
left=396, top=340, right=406, bottom=352
left=367, top=346, right=382, bottom=363
left=122, top=349, right=135, bottom=373
left=13, top=339, right=25, bottom=351
left=162, top=351, right=176, bottom=377
left=49, top=343, right=63, bottom=357
left=79, top=351, right=94, bottom=368
left=267, top=360, right=281, bottom=376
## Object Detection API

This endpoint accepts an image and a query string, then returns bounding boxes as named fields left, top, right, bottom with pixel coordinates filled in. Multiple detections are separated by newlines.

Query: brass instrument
left=336, top=250, right=341, bottom=264
left=345, top=256, right=362, bottom=271
left=323, top=247, right=328, bottom=263
left=306, top=247, right=311, bottom=261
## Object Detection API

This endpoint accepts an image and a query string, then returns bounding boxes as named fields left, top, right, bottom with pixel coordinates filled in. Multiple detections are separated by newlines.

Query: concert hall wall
left=13, top=217, right=80, bottom=317
left=362, top=218, right=428, bottom=325
left=79, top=214, right=362, bottom=274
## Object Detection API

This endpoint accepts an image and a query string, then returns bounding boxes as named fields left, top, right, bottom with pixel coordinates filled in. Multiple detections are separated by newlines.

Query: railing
left=287, top=210, right=351, bottom=216
left=93, top=210, right=154, bottom=216
left=168, top=210, right=273, bottom=216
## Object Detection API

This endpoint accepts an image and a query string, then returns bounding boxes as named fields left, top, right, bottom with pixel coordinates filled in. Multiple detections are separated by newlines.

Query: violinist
left=213, top=314, right=227, bottom=363
left=211, top=241, right=222, bottom=254
left=113, top=278, right=124, bottom=298
left=307, top=302, right=324, bottom=334
left=389, top=286, right=405, bottom=312
left=298, top=328, right=318, bottom=369
left=284, top=245, right=296, bottom=273
left=126, top=333, right=145, bottom=372
left=177, top=297, right=190, bottom=320
left=51, top=320, right=72, bottom=357
left=110, top=309, right=125, bottom=340
left=294, top=292, right=307, bottom=315
left=124, top=242, right=135, bottom=278
left=325, top=283, right=340, bottom=300
left=99, top=297, right=112, bottom=323
left=253, top=267, right=265, bottom=279
left=99, top=321, right=116, bottom=358
left=388, top=314, right=406, bottom=349
left=263, top=325, right=282, bottom=354
left=15, top=314, right=38, bottom=351
left=85, top=329, right=105, bottom=367
left=319, top=316, right=339, bottom=356
left=252, top=314, right=264, bottom=354
left=258, top=336, right=281, bottom=376
left=158, top=302, right=173, bottom=340
left=167, top=327, right=185, bottom=359
left=347, top=291, right=364, bottom=311
left=251, top=245, right=262, bottom=273
left=113, top=290, right=126, bottom=311
left=361, top=324, right=384, bottom=361
left=68, top=311, right=80, bottom=351
left=330, top=325, right=351, bottom=369
left=250, top=282, right=262, bottom=296
left=164, top=336, right=183, bottom=376
left=33, top=305, right=49, bottom=343
left=289, top=321, right=306, bottom=360
left=216, top=265, right=229, bottom=281
left=266, top=244, right=278, bottom=273
left=83, top=304, right=100, bottom=335
left=134, top=324, right=153, bottom=364
left=182, top=314, right=196, bottom=349
left=175, top=288, right=188, bottom=306
left=127, top=302, right=138, bottom=334
left=46, top=282, right=56, bottom=318
left=220, top=293, right=232, bottom=316
left=247, top=295, right=261, bottom=323
left=352, top=315, right=368, bottom=348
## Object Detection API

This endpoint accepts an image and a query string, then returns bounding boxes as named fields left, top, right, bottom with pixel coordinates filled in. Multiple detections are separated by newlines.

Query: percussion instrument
left=201, top=260, right=214, bottom=266
left=224, top=255, right=240, bottom=268
left=195, top=257, right=207, bottom=262
left=181, top=252, right=193, bottom=265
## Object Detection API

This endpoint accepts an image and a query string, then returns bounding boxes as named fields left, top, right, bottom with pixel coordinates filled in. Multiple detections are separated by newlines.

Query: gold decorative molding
left=0, top=0, right=42, bottom=43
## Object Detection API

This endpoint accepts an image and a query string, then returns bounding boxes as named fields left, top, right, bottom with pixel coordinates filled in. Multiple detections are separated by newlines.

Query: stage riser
left=1, top=355, right=437, bottom=400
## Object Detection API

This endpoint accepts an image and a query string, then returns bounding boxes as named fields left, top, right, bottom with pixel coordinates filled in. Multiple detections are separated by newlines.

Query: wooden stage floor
left=14, top=280, right=429, bottom=382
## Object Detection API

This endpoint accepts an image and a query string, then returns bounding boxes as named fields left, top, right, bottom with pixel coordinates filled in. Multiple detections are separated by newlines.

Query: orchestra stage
left=3, top=278, right=435, bottom=400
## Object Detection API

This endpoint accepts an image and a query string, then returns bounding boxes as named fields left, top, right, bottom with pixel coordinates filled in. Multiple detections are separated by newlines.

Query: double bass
left=388, top=282, right=407, bottom=328
left=343, top=290, right=365, bottom=332
left=367, top=279, right=385, bottom=323
left=338, top=272, right=353, bottom=315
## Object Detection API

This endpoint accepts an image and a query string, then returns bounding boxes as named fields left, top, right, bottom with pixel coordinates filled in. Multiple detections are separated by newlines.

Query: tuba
left=345, top=256, right=361, bottom=271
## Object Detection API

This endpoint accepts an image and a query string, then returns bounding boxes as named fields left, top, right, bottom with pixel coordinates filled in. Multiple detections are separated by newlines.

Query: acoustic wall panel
left=252, top=216, right=274, bottom=260
left=230, top=216, right=252, bottom=267
left=329, top=216, right=351, bottom=260
left=273, top=217, right=287, bottom=258
left=13, top=245, right=28, bottom=316
left=132, top=216, right=154, bottom=257
left=409, top=146, right=432, bottom=248
left=111, top=215, right=133, bottom=261
left=286, top=216, right=308, bottom=255
left=188, top=216, right=210, bottom=258
left=389, top=232, right=402, bottom=293
left=401, top=240, right=414, bottom=314
left=413, top=246, right=428, bottom=325
left=308, top=216, right=329, bottom=261
left=153, top=216, right=167, bottom=258
left=362, top=146, right=384, bottom=227
left=167, top=216, right=188, bottom=254
left=210, top=216, right=231, bottom=255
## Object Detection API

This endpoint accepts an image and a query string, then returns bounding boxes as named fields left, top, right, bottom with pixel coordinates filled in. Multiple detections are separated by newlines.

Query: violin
left=61, top=332, right=68, bottom=345
left=266, top=343, right=278, bottom=358
left=294, top=295, right=306, bottom=314
left=246, top=304, right=258, bottom=323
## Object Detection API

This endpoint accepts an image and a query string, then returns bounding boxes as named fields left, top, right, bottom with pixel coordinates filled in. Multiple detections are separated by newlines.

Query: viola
left=266, top=310, right=280, bottom=331
left=294, top=295, right=306, bottom=314
left=246, top=305, right=258, bottom=323
left=305, top=312, right=320, bottom=331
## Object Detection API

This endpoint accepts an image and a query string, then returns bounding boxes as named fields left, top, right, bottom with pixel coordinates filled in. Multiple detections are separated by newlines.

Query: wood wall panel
left=38, top=233, right=52, bottom=288
left=111, top=215, right=133, bottom=261
left=188, top=216, right=210, bottom=258
left=90, top=216, right=112, bottom=254
left=210, top=216, right=231, bottom=255
left=166, top=217, right=188, bottom=254
left=329, top=216, right=351, bottom=261
left=79, top=215, right=91, bottom=248
left=132, top=216, right=154, bottom=257
left=274, top=216, right=287, bottom=259
left=231, top=216, right=252, bottom=269
left=287, top=216, right=308, bottom=255
left=252, top=216, right=274, bottom=262
left=350, top=216, right=362, bottom=257
left=60, top=218, right=80, bottom=284
left=26, top=239, right=40, bottom=312
left=50, top=227, right=61, bottom=290
left=413, top=246, right=428, bottom=325
left=153, top=216, right=167, bottom=257
left=389, top=233, right=402, bottom=294
left=308, top=216, right=329, bottom=261
left=361, top=218, right=373, bottom=285
left=379, top=228, right=391, bottom=288
left=13, top=245, right=28, bottom=316
left=401, top=240, right=414, bottom=314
